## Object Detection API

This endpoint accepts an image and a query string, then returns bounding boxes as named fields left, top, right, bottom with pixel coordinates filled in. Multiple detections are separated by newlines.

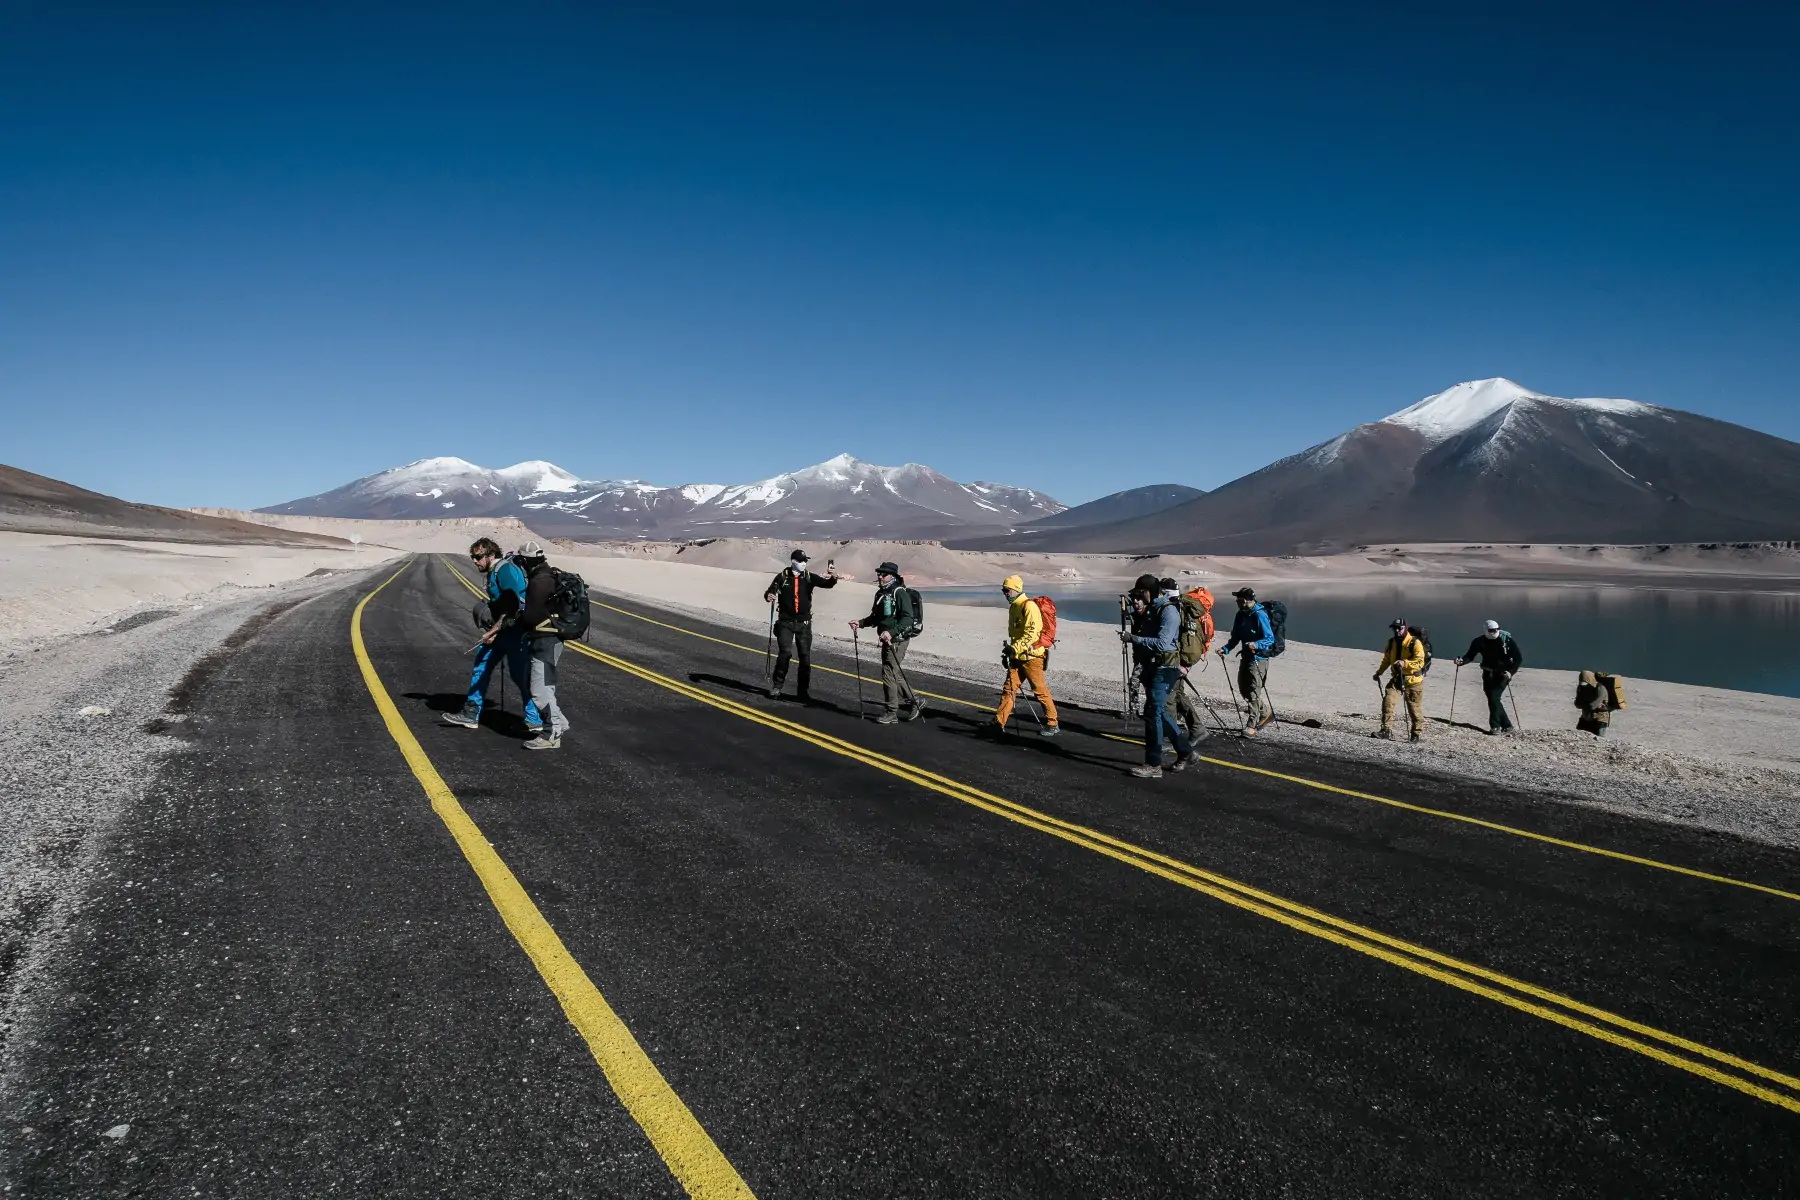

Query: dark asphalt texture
left=6, top=554, right=1798, bottom=1198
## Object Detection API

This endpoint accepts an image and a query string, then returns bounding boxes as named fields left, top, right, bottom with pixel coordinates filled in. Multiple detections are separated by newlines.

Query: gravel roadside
left=0, top=565, right=386, bottom=1094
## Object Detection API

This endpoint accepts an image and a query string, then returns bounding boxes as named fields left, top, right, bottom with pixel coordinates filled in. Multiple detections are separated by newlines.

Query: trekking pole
left=852, top=627, right=866, bottom=720
left=1185, top=675, right=1234, bottom=737
left=764, top=600, right=776, bottom=687
left=1222, top=654, right=1244, bottom=728
left=1450, top=663, right=1460, bottom=725
left=1506, top=680, right=1525, bottom=730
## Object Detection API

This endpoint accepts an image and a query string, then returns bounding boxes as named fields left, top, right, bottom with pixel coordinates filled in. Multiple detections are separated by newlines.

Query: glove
left=1372, top=672, right=1382, bottom=682
left=1117, top=630, right=1132, bottom=644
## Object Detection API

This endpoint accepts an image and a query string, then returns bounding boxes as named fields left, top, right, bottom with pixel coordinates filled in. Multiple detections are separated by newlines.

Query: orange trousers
left=996, top=657, right=1058, bottom=727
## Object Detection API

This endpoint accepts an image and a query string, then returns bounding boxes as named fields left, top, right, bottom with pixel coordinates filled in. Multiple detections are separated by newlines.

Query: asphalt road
left=7, top=554, right=1799, bottom=1197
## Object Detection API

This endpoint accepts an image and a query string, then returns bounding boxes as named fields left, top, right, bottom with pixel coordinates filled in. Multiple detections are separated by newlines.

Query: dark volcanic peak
left=0, top=463, right=345, bottom=547
left=1021, top=484, right=1207, bottom=531
left=976, top=379, right=1800, bottom=554
left=263, top=452, right=1065, bottom=540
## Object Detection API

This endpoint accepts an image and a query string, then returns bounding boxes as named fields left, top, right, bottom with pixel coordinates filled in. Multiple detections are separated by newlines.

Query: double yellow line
left=441, top=558, right=1800, bottom=1114
left=585, top=586, right=1800, bottom=905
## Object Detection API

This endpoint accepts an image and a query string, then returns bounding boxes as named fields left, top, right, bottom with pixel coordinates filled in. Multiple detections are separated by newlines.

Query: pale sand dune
left=189, top=509, right=551, bottom=553
left=0, top=531, right=399, bottom=647
left=550, top=550, right=1800, bottom=847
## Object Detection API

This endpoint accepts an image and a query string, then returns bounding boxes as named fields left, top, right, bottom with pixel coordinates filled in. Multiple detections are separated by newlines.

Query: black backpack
left=1262, top=600, right=1288, bottom=657
left=901, top=587, right=924, bottom=639
left=1414, top=627, right=1435, bottom=675
left=545, top=566, right=591, bottom=641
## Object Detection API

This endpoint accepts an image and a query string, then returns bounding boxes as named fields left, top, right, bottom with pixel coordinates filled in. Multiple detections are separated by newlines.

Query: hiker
left=1161, top=577, right=1213, bottom=743
left=985, top=575, right=1060, bottom=738
left=1575, top=671, right=1624, bottom=736
left=445, top=537, right=541, bottom=733
left=1118, top=581, right=1199, bottom=778
left=763, top=549, right=837, bottom=701
left=1453, top=619, right=1523, bottom=734
left=850, top=561, right=921, bottom=725
left=512, top=541, right=572, bottom=750
left=1218, top=587, right=1276, bottom=735
left=1373, top=617, right=1428, bottom=742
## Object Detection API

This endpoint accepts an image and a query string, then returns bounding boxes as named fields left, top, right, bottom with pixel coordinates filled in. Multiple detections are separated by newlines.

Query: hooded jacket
left=1223, top=604, right=1275, bottom=659
left=1004, top=576, right=1046, bottom=662
left=766, top=564, right=837, bottom=621
left=1130, top=596, right=1182, bottom=673
left=485, top=558, right=529, bottom=623
left=1462, top=631, right=1522, bottom=677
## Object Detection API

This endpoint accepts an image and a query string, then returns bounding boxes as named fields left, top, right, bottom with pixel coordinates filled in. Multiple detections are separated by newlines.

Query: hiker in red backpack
left=1161, top=577, right=1214, bottom=743
left=984, top=574, right=1060, bottom=738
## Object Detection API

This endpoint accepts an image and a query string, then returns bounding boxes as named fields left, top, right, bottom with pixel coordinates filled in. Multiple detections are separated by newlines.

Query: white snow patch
left=680, top=483, right=727, bottom=505
left=440, top=501, right=455, bottom=509
left=412, top=488, right=445, bottom=499
left=496, top=460, right=581, bottom=494
left=1594, top=446, right=1639, bottom=481
left=1384, top=378, right=1659, bottom=443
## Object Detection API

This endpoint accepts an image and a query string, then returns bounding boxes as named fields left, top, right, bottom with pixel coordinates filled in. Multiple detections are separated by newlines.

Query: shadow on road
left=402, top=690, right=533, bottom=739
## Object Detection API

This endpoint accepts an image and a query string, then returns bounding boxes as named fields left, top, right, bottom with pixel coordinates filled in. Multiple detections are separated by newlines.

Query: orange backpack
left=1178, top=587, right=1215, bottom=665
left=1031, top=596, right=1058, bottom=649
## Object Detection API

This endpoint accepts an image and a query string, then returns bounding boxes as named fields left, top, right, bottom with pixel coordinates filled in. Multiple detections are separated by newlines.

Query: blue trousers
left=1143, top=667, right=1194, bottom=765
left=467, top=631, right=540, bottom=726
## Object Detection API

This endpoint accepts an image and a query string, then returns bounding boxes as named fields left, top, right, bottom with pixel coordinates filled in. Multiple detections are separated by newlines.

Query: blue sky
left=4, top=2, right=1796, bottom=508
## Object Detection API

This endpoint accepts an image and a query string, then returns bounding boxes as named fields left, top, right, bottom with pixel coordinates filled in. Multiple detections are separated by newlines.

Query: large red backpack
left=1031, top=596, right=1058, bottom=650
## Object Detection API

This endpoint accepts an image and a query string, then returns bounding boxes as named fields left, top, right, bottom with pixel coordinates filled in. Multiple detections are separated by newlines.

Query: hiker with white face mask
left=1454, top=619, right=1524, bottom=734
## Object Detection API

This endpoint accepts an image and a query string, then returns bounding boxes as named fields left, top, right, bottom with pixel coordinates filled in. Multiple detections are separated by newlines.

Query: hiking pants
left=1482, top=672, right=1513, bottom=732
left=1238, top=657, right=1271, bottom=724
left=528, top=637, right=568, bottom=737
left=1143, top=667, right=1194, bottom=765
left=772, top=618, right=813, bottom=695
left=468, top=630, right=540, bottom=726
left=1164, top=671, right=1208, bottom=740
left=996, top=657, right=1057, bottom=728
left=881, top=637, right=917, bottom=715
left=1382, top=679, right=1425, bottom=737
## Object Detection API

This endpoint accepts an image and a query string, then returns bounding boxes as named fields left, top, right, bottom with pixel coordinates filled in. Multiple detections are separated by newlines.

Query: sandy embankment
left=0, top=532, right=397, bottom=650
left=189, top=509, right=545, bottom=554
left=552, top=550, right=1800, bottom=849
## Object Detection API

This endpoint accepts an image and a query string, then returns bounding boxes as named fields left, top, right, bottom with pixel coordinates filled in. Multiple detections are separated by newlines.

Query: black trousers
left=773, top=618, right=813, bottom=694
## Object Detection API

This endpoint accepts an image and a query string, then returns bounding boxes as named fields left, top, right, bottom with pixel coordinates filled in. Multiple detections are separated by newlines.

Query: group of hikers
left=449, top=540, right=1626, bottom=769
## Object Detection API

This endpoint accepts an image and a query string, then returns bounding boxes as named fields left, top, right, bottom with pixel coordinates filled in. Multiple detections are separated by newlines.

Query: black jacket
left=1461, top=632, right=1523, bottom=676
left=518, top=560, right=559, bottom=635
left=766, top=566, right=837, bottom=621
left=857, top=578, right=915, bottom=639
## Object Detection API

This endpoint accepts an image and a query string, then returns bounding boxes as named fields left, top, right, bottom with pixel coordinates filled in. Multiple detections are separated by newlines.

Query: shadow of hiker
left=403, top=690, right=533, bottom=739
left=930, top=709, right=1132, bottom=772
left=686, top=672, right=863, bottom=721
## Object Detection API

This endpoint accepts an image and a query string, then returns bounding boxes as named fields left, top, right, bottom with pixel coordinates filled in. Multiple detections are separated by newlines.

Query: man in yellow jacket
left=986, top=575, right=1060, bottom=738
left=1374, top=617, right=1428, bottom=742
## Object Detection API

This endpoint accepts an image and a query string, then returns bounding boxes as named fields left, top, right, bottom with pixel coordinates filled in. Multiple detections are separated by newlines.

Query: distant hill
left=0, top=464, right=346, bottom=547
left=951, top=484, right=1203, bottom=547
left=261, top=453, right=1065, bottom=540
left=989, top=379, right=1800, bottom=554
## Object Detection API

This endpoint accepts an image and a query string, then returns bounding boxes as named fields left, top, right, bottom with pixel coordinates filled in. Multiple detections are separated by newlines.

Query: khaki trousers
left=1382, top=679, right=1424, bottom=737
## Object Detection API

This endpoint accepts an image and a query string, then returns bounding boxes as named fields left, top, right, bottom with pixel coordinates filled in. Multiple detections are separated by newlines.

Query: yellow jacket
left=1007, top=595, right=1046, bottom=661
left=1377, top=634, right=1427, bottom=686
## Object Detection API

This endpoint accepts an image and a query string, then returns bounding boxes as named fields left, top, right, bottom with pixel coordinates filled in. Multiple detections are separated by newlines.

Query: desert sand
left=0, top=532, right=398, bottom=649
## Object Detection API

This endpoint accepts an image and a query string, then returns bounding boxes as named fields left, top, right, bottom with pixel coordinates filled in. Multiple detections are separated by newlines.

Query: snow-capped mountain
left=971, top=379, right=1800, bottom=554
left=262, top=452, right=1065, bottom=539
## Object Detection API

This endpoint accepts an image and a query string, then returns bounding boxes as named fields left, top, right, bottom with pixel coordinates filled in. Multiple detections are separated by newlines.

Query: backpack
left=1176, top=587, right=1215, bottom=666
left=1413, top=628, right=1435, bottom=675
left=1030, top=596, right=1057, bottom=650
left=522, top=559, right=591, bottom=641
left=1262, top=600, right=1288, bottom=657
left=1599, top=672, right=1627, bottom=711
left=890, top=585, right=924, bottom=640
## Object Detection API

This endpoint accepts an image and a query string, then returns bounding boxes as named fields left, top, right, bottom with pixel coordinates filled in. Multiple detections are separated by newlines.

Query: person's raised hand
left=879, top=629, right=893, bottom=645
left=847, top=621, right=859, bottom=634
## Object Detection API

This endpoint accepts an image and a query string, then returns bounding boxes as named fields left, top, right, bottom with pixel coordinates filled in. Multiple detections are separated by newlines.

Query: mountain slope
left=1021, top=484, right=1206, bottom=530
left=1, top=464, right=347, bottom=546
left=263, top=453, right=1064, bottom=540
left=994, top=379, right=1800, bottom=553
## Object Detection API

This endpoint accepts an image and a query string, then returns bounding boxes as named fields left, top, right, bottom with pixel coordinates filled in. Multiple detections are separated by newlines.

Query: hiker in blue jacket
left=1219, top=587, right=1276, bottom=735
left=444, top=537, right=543, bottom=733
left=1118, top=580, right=1199, bottom=778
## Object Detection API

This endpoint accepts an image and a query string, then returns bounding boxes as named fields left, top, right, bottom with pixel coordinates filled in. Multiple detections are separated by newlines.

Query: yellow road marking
left=558, top=577, right=1800, bottom=906
left=435, top=553, right=1800, bottom=1114
left=357, top=560, right=756, bottom=1198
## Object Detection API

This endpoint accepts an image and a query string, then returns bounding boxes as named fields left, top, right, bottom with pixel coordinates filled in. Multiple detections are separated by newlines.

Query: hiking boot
left=1129, top=764, right=1165, bottom=779
left=442, top=703, right=481, bottom=729
left=1169, top=749, right=1202, bottom=772
left=523, top=732, right=561, bottom=751
left=1372, top=728, right=1394, bottom=741
left=874, top=713, right=900, bottom=725
left=903, top=704, right=925, bottom=722
left=1038, top=725, right=1061, bottom=739
left=766, top=686, right=781, bottom=699
left=1409, top=732, right=1422, bottom=743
